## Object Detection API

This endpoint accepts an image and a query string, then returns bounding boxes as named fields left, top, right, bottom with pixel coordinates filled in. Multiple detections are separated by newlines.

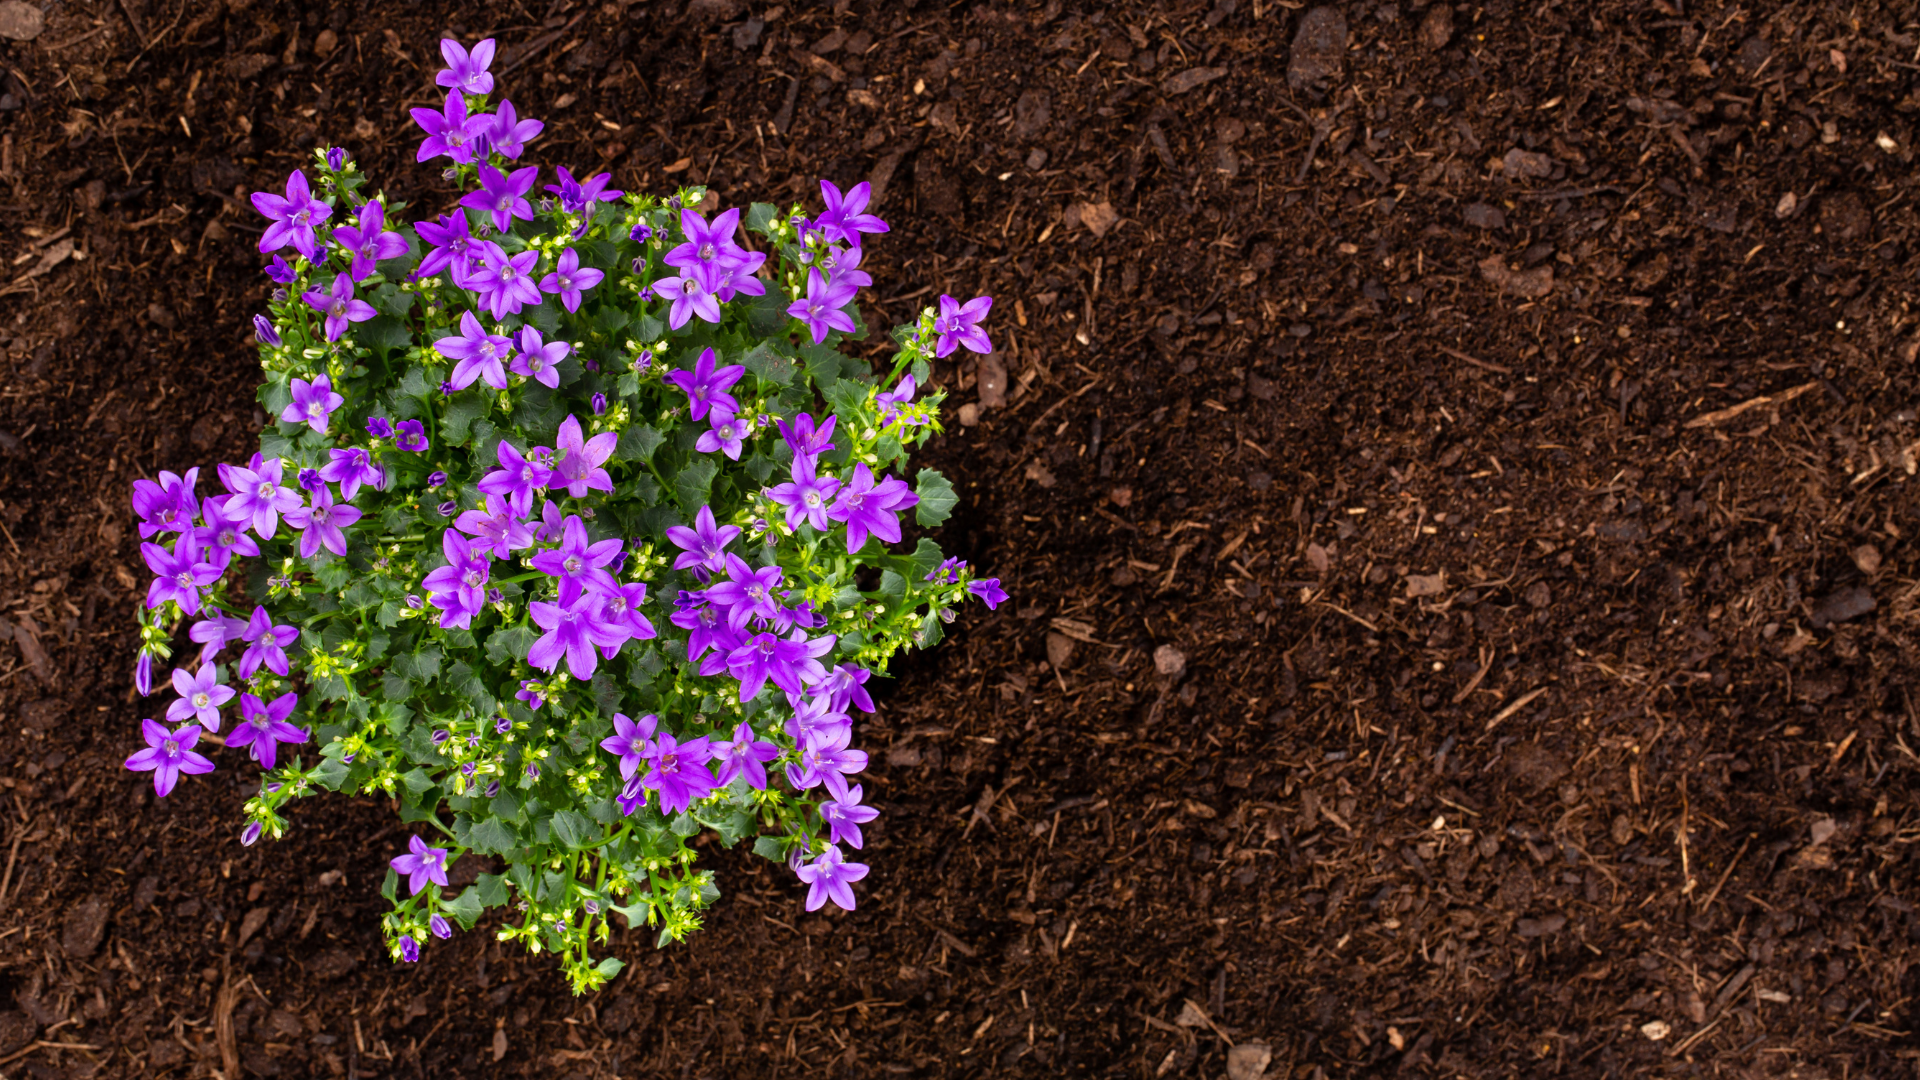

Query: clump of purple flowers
left=123, top=32, right=1003, bottom=993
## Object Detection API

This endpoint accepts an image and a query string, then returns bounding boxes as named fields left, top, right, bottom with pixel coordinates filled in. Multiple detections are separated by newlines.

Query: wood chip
left=1683, top=381, right=1816, bottom=428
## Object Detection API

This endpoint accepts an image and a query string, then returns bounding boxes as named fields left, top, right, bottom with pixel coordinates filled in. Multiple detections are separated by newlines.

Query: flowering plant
left=124, top=40, right=1004, bottom=992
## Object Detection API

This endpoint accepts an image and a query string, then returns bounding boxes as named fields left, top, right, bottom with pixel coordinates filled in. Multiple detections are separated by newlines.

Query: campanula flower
left=253, top=315, right=281, bottom=345
left=813, top=180, right=889, bottom=245
left=252, top=170, right=331, bottom=260
left=695, top=409, right=748, bottom=461
left=318, top=446, right=386, bottom=502
left=141, top=537, right=220, bottom=615
left=510, top=326, right=569, bottom=389
left=229, top=691, right=307, bottom=769
left=436, top=36, right=497, bottom=95
left=663, top=347, right=744, bottom=421
left=652, top=268, right=722, bottom=328
left=529, top=514, right=623, bottom=595
left=131, top=467, right=201, bottom=538
left=188, top=610, right=247, bottom=663
left=538, top=247, right=603, bottom=313
left=545, top=167, right=621, bottom=216
left=281, top=374, right=346, bottom=433
left=665, top=505, right=741, bottom=574
left=468, top=241, right=543, bottom=319
left=827, top=463, right=919, bottom=553
left=767, top=454, right=841, bottom=532
left=416, top=211, right=482, bottom=287
left=264, top=254, right=297, bottom=284
left=412, top=89, right=486, bottom=164
left=461, top=164, right=539, bottom=233
left=454, top=494, right=534, bottom=559
left=486, top=100, right=544, bottom=160
left=934, top=294, right=994, bottom=357
left=285, top=485, right=362, bottom=558
left=366, top=416, right=394, bottom=439
left=528, top=581, right=627, bottom=680
left=548, top=414, right=617, bottom=498
left=437, top=310, right=515, bottom=391
left=875, top=375, right=921, bottom=426
left=705, top=554, right=785, bottom=629
left=726, top=629, right=835, bottom=701
left=819, top=784, right=880, bottom=849
left=640, top=732, right=720, bottom=816
left=795, top=844, right=868, bottom=912
left=787, top=267, right=858, bottom=344
left=125, top=719, right=214, bottom=798
left=302, top=273, right=377, bottom=342
left=476, top=438, right=552, bottom=517
left=597, top=582, right=656, bottom=645
left=166, top=663, right=234, bottom=730
left=710, top=720, right=780, bottom=789
left=218, top=456, right=302, bottom=539
left=238, top=605, right=299, bottom=678
left=332, top=199, right=410, bottom=281
left=422, top=529, right=492, bottom=629
left=968, top=578, right=1009, bottom=609
left=395, top=420, right=429, bottom=452
left=388, top=835, right=451, bottom=896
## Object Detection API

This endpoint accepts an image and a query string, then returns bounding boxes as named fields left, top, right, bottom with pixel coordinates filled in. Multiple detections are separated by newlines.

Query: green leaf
left=398, top=366, right=436, bottom=401
left=441, top=393, right=490, bottom=445
left=752, top=835, right=786, bottom=862
left=805, top=343, right=858, bottom=388
left=484, top=624, right=538, bottom=667
left=594, top=304, right=631, bottom=335
left=393, top=646, right=442, bottom=682
left=445, top=885, right=486, bottom=929
left=826, top=378, right=870, bottom=426
left=906, top=537, right=945, bottom=578
left=401, top=768, right=436, bottom=795
left=743, top=451, right=775, bottom=484
left=310, top=755, right=350, bottom=791
left=673, top=457, right=718, bottom=512
left=617, top=423, right=666, bottom=463
left=745, top=202, right=781, bottom=236
left=740, top=341, right=796, bottom=386
left=914, top=468, right=958, bottom=525
left=879, top=569, right=906, bottom=598
left=470, top=817, right=518, bottom=854
left=744, top=291, right=789, bottom=337
left=595, top=956, right=627, bottom=979
left=668, top=812, right=701, bottom=838
left=550, top=809, right=597, bottom=849
left=477, top=871, right=510, bottom=907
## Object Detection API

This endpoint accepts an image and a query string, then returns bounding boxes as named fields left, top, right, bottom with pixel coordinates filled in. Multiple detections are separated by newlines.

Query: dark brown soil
left=4, top=0, right=1920, bottom=1077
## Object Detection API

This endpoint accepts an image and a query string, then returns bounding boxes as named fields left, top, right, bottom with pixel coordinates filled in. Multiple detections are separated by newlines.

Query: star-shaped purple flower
left=934, top=294, right=994, bottom=357
left=819, top=784, right=881, bottom=849
left=486, top=100, right=544, bottom=160
left=318, top=446, right=385, bottom=502
left=695, top=409, right=748, bottom=461
left=665, top=505, right=741, bottom=573
left=125, top=719, right=215, bottom=798
left=437, top=310, right=515, bottom=391
left=412, top=89, right=486, bottom=164
left=218, top=456, right=301, bottom=539
left=768, top=454, right=842, bottom=533
left=548, top=414, right=617, bottom=498
left=710, top=720, right=781, bottom=790
left=705, top=553, right=786, bottom=629
left=968, top=578, right=1009, bottom=609
left=538, top=247, right=604, bottom=313
left=238, top=605, right=299, bottom=678
left=727, top=629, right=835, bottom=701
left=188, top=610, right=247, bottom=664
left=653, top=267, right=723, bottom=329
left=229, top=691, right=307, bottom=769
left=663, top=347, right=744, bottom=422
left=131, top=467, right=201, bottom=538
left=528, top=581, right=627, bottom=680
left=332, top=199, right=409, bottom=281
left=167, top=663, right=234, bottom=731
left=436, top=37, right=497, bottom=95
left=302, top=273, right=377, bottom=342
left=461, top=164, right=539, bottom=233
left=642, top=731, right=718, bottom=816
left=510, top=326, right=569, bottom=389
left=388, top=835, right=451, bottom=896
left=468, top=242, right=543, bottom=319
left=545, top=167, right=622, bottom=216
left=795, top=844, right=869, bottom=912
left=875, top=375, right=923, bottom=426
left=422, top=529, right=492, bottom=629
left=529, top=514, right=623, bottom=595
left=476, top=438, right=552, bottom=518
left=284, top=485, right=363, bottom=558
left=814, top=180, right=889, bottom=246
left=264, top=254, right=297, bottom=284
left=252, top=170, right=331, bottom=260
left=416, top=211, right=482, bottom=286
left=141, top=537, right=220, bottom=615
left=393, top=419, right=429, bottom=452
left=454, top=494, right=534, bottom=560
left=599, top=712, right=658, bottom=781
left=787, top=267, right=858, bottom=345
left=827, top=463, right=918, bottom=553
left=280, top=374, right=346, bottom=433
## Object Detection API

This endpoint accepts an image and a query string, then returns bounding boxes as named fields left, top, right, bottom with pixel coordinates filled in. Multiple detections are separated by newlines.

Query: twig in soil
left=1435, top=343, right=1513, bottom=375
left=214, top=961, right=240, bottom=1080
left=0, top=1040, right=103, bottom=1067
left=1694, top=836, right=1752, bottom=914
left=1451, top=645, right=1495, bottom=704
left=1682, top=381, right=1816, bottom=429
left=1484, top=686, right=1548, bottom=732
left=0, top=828, right=24, bottom=913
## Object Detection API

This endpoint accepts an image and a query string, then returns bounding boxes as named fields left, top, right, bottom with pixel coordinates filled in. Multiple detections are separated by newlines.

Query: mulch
left=2, top=0, right=1919, bottom=1076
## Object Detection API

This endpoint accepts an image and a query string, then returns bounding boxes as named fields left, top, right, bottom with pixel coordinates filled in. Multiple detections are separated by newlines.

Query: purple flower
left=768, top=454, right=842, bottom=533
left=827, top=463, right=918, bottom=553
left=468, top=242, right=543, bottom=319
left=388, top=835, right=451, bottom=896
left=545, top=167, right=622, bottom=215
left=412, top=89, right=486, bottom=164
left=925, top=556, right=968, bottom=585
left=251, top=170, right=331, bottom=260
left=125, top=719, right=215, bottom=798
left=395, top=420, right=429, bottom=452
left=786, top=726, right=868, bottom=799
left=134, top=652, right=155, bottom=696
left=548, top=414, right=618, bottom=498
left=399, top=935, right=421, bottom=963
left=253, top=315, right=281, bottom=345
left=319, top=446, right=386, bottom=502
left=599, top=712, right=657, bottom=781
left=229, top=691, right=307, bottom=769
left=934, top=294, right=994, bottom=358
left=709, top=257, right=767, bottom=304
left=705, top=554, right=785, bottom=630
left=695, top=409, right=748, bottom=461
left=333, top=200, right=410, bottom=281
left=477, top=438, right=552, bottom=517
left=663, top=207, right=758, bottom=281
left=817, top=661, right=879, bottom=711
left=967, top=578, right=1009, bottom=609
left=727, top=629, right=835, bottom=702
left=795, top=844, right=868, bottom=912
left=141, top=537, right=221, bottom=615
left=436, top=36, right=497, bottom=95
left=538, top=247, right=604, bottom=313
left=652, top=268, right=722, bottom=329
left=875, top=375, right=921, bottom=426
left=238, top=605, right=299, bottom=678
left=819, top=243, right=873, bottom=288
left=591, top=392, right=608, bottom=415
left=416, top=211, right=482, bottom=286
left=663, top=347, right=744, bottom=422
left=711, top=720, right=780, bottom=790
left=529, top=514, right=623, bottom=594
left=241, top=821, right=263, bottom=846
left=461, top=164, right=539, bottom=233
left=814, top=180, right=889, bottom=246
left=453, top=494, right=534, bottom=560
left=325, top=146, right=348, bottom=171
left=511, top=326, right=569, bottom=389
left=217, top=456, right=301, bottom=540
left=486, top=100, right=544, bottom=160
left=785, top=693, right=851, bottom=747
left=641, top=732, right=718, bottom=816
left=366, top=416, right=395, bottom=439
left=665, top=505, right=741, bottom=574
left=131, top=467, right=201, bottom=538
left=516, top=681, right=546, bottom=712
left=296, top=468, right=327, bottom=493
left=284, top=485, right=363, bottom=558
left=165, top=663, right=234, bottom=730
left=629, top=221, right=653, bottom=243
left=786, top=268, right=858, bottom=345
left=819, top=784, right=880, bottom=849
left=437, top=310, right=515, bottom=391
left=188, top=610, right=247, bottom=663
left=597, top=581, right=656, bottom=645
left=302, top=273, right=378, bottom=342
left=528, top=581, right=627, bottom=680
left=422, top=529, right=492, bottom=629
left=264, top=255, right=297, bottom=284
